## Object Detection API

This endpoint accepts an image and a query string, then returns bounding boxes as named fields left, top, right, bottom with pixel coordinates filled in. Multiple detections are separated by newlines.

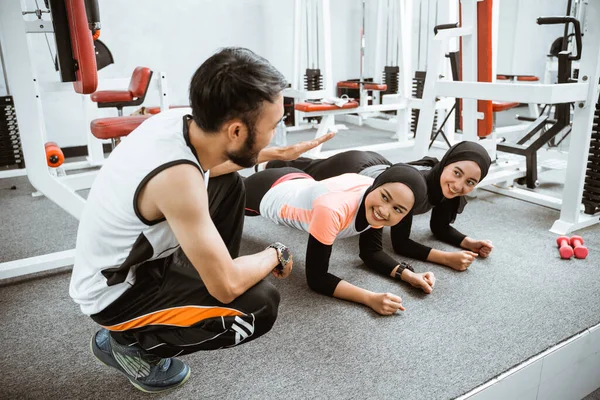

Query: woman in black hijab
left=263, top=142, right=493, bottom=271
left=244, top=163, right=436, bottom=315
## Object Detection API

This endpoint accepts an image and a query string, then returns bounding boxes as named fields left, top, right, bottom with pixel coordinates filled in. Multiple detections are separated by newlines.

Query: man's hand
left=402, top=270, right=436, bottom=294
left=445, top=250, right=478, bottom=271
left=210, top=132, right=335, bottom=177
left=271, top=255, right=293, bottom=279
left=367, top=292, right=405, bottom=315
left=275, top=131, right=336, bottom=161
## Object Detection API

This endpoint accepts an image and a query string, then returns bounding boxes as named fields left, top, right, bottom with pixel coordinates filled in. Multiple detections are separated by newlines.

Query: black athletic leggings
left=266, top=150, right=391, bottom=180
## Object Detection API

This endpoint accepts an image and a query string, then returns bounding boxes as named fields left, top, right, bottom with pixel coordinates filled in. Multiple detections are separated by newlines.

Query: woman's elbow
left=306, top=277, right=325, bottom=294
left=359, top=253, right=377, bottom=269
left=306, top=275, right=332, bottom=296
left=358, top=252, right=369, bottom=263
left=391, top=239, right=409, bottom=255
left=429, top=222, right=445, bottom=239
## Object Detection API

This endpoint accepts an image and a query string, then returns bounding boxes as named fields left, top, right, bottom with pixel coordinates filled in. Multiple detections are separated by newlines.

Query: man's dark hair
left=189, top=47, right=288, bottom=133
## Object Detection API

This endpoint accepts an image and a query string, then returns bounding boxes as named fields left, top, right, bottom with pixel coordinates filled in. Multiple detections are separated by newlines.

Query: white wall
left=0, top=49, right=7, bottom=96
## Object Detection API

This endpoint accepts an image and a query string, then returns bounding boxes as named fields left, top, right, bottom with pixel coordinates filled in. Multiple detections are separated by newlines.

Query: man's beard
left=227, top=122, right=260, bottom=168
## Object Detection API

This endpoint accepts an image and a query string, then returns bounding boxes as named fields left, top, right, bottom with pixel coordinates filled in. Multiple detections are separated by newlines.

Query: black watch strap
left=395, top=261, right=415, bottom=279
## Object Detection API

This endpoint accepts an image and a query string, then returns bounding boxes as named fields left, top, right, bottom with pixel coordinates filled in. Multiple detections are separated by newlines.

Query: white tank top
left=69, top=108, right=208, bottom=315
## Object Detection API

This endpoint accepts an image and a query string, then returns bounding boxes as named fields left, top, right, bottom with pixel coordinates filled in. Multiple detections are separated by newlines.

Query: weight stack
left=0, top=96, right=25, bottom=169
left=382, top=66, right=399, bottom=115
left=382, top=66, right=399, bottom=95
left=410, top=71, right=438, bottom=138
left=582, top=95, right=600, bottom=215
left=283, top=96, right=295, bottom=127
left=304, top=68, right=323, bottom=93
left=304, top=68, right=324, bottom=123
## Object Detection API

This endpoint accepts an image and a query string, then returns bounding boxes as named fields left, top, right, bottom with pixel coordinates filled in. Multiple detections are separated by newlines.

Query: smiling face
left=364, top=182, right=415, bottom=227
left=439, top=160, right=482, bottom=198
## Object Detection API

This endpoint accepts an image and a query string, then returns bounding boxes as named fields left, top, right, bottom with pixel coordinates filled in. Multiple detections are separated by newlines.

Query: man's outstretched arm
left=209, top=131, right=336, bottom=177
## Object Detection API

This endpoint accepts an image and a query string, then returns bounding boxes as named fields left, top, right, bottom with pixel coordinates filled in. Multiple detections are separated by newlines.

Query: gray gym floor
left=1, top=107, right=599, bottom=399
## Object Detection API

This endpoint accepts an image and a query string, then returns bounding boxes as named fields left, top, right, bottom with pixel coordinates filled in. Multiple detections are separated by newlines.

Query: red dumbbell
left=556, top=236, right=574, bottom=259
left=570, top=235, right=588, bottom=259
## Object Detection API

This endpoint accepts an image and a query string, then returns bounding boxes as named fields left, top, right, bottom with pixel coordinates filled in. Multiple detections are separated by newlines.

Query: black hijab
left=408, top=141, right=492, bottom=219
left=356, top=163, right=428, bottom=230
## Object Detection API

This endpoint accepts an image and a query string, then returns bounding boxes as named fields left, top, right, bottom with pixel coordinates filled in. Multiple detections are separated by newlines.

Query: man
left=69, top=47, right=331, bottom=393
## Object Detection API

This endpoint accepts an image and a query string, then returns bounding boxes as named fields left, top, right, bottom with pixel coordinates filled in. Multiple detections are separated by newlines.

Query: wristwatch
left=267, top=242, right=292, bottom=271
left=394, top=261, right=415, bottom=280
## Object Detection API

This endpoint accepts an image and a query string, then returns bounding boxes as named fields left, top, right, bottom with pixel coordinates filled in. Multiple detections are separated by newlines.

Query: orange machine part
left=459, top=0, right=493, bottom=137
left=45, top=142, right=64, bottom=167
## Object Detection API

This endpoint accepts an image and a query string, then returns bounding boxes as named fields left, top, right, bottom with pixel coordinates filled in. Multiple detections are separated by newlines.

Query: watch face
left=280, top=247, right=291, bottom=263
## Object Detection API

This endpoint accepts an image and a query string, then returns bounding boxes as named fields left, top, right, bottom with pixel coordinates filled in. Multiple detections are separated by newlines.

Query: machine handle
left=537, top=16, right=582, bottom=60
left=434, top=23, right=459, bottom=35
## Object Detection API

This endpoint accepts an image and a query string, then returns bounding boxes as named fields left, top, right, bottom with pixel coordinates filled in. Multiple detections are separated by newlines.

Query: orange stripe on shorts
left=102, top=306, right=244, bottom=331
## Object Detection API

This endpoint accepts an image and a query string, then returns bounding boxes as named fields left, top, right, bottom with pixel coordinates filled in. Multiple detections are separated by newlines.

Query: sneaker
left=90, top=328, right=191, bottom=393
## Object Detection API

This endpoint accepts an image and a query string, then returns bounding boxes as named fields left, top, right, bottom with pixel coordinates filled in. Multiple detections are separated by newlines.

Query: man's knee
left=224, top=171, right=244, bottom=193
left=244, top=280, right=280, bottom=331
left=208, top=171, right=245, bottom=198
left=207, top=172, right=246, bottom=219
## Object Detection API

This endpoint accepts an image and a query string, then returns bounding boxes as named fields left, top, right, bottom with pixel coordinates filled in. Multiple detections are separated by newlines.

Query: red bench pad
left=294, top=101, right=359, bottom=112
left=67, top=0, right=98, bottom=94
left=337, top=82, right=388, bottom=91
left=146, top=105, right=189, bottom=115
left=516, top=75, right=539, bottom=82
left=492, top=101, right=520, bottom=112
left=90, top=115, right=152, bottom=139
left=91, top=90, right=134, bottom=103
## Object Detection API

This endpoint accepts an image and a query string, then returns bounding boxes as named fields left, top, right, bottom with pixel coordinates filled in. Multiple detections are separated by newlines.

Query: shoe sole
left=90, top=332, right=191, bottom=393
